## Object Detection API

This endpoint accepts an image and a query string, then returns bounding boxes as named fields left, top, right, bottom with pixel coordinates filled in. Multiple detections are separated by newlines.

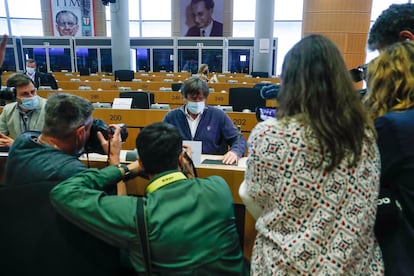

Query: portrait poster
left=50, top=0, right=95, bottom=37
left=180, top=0, right=224, bottom=37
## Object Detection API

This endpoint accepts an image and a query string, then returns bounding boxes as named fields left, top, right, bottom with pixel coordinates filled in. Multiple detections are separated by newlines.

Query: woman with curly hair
left=365, top=41, right=414, bottom=275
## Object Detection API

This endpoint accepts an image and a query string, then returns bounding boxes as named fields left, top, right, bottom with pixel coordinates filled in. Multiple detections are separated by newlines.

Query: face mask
left=19, top=95, right=40, bottom=110
left=187, top=100, right=205, bottom=114
left=26, top=67, right=36, bottom=74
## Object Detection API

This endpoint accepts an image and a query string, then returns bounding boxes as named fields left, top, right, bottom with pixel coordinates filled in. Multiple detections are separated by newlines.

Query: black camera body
left=0, top=87, right=15, bottom=101
left=349, top=64, right=367, bottom=83
left=85, top=119, right=128, bottom=154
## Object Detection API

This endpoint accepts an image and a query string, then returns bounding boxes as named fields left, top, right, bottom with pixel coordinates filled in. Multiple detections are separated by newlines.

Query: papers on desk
left=112, top=98, right=132, bottom=109
left=79, top=150, right=248, bottom=169
left=202, top=159, right=237, bottom=166
left=183, top=140, right=202, bottom=165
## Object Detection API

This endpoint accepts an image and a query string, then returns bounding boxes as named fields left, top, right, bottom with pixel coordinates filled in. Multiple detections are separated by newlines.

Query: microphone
left=260, top=84, right=280, bottom=99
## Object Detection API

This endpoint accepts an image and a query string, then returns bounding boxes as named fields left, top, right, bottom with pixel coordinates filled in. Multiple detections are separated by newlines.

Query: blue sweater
left=163, top=105, right=246, bottom=157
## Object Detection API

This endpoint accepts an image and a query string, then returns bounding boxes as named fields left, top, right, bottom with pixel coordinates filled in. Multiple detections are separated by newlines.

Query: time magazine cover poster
left=50, top=0, right=95, bottom=37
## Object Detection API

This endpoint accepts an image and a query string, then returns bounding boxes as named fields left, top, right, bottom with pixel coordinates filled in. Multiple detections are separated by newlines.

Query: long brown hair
left=365, top=41, right=414, bottom=118
left=277, top=34, right=374, bottom=171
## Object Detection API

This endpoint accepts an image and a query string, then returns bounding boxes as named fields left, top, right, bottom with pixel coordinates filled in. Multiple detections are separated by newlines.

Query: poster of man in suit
left=50, top=0, right=95, bottom=37
left=181, top=0, right=224, bottom=37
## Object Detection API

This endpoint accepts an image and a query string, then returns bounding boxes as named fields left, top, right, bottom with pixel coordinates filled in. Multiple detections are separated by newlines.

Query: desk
left=81, top=152, right=256, bottom=260
left=91, top=108, right=258, bottom=150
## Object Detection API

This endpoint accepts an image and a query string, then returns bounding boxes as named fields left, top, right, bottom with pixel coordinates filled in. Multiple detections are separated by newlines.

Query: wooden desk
left=90, top=108, right=258, bottom=150
left=81, top=153, right=256, bottom=260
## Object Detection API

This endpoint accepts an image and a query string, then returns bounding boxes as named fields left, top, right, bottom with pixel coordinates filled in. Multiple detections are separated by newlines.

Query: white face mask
left=186, top=100, right=205, bottom=114
left=26, top=67, right=36, bottom=74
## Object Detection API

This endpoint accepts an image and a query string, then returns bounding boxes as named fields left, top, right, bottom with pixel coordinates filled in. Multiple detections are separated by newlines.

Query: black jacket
left=27, top=71, right=58, bottom=90
left=185, top=20, right=223, bottom=37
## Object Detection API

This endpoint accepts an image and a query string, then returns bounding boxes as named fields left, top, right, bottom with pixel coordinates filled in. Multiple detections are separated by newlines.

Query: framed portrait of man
left=50, top=0, right=95, bottom=37
left=181, top=0, right=224, bottom=37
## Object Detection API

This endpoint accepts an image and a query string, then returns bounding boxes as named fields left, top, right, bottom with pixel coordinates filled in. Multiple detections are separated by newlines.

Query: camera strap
left=145, top=172, right=187, bottom=194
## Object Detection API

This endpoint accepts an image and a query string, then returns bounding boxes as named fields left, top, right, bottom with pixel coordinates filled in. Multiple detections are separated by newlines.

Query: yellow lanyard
left=146, top=172, right=187, bottom=193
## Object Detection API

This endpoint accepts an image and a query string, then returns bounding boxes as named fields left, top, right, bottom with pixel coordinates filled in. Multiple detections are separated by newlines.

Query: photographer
left=50, top=122, right=247, bottom=275
left=0, top=73, right=47, bottom=147
left=5, top=93, right=122, bottom=186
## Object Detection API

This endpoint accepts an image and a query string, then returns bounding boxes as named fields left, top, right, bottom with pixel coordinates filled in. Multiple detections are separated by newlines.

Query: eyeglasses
left=57, top=21, right=76, bottom=27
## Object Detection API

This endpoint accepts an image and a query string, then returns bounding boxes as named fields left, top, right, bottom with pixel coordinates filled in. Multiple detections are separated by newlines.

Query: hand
left=97, top=124, right=123, bottom=165
left=0, top=34, right=8, bottom=68
left=179, top=151, right=196, bottom=178
left=127, top=160, right=144, bottom=177
left=222, top=151, right=238, bottom=165
left=0, top=132, right=13, bottom=147
left=182, top=144, right=192, bottom=158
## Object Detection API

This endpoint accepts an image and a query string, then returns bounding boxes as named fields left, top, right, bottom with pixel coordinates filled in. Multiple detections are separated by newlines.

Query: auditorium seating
left=114, top=69, right=135, bottom=81
left=229, top=87, right=266, bottom=112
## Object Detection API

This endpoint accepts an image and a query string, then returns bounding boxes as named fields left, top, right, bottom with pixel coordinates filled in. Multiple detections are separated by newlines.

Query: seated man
left=5, top=93, right=122, bottom=185
left=163, top=76, right=246, bottom=164
left=50, top=122, right=247, bottom=275
left=0, top=73, right=47, bottom=147
left=25, top=58, right=58, bottom=89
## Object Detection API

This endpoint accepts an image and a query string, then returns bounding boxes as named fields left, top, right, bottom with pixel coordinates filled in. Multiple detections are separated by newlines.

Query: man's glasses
left=57, top=22, right=76, bottom=27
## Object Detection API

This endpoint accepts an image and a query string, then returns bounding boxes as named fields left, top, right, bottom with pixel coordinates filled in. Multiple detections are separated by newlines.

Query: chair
left=171, top=83, right=183, bottom=91
left=0, top=182, right=122, bottom=275
left=120, top=91, right=154, bottom=109
left=114, top=70, right=134, bottom=81
left=79, top=67, right=90, bottom=76
left=251, top=71, right=269, bottom=78
left=229, top=87, right=266, bottom=112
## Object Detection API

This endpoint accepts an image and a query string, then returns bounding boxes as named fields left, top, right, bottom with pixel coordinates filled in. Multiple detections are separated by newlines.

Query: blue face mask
left=26, top=67, right=36, bottom=74
left=187, top=100, right=205, bottom=114
left=19, top=96, right=40, bottom=110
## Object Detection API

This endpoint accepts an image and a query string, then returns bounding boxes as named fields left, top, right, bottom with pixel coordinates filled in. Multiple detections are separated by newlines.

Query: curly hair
left=364, top=41, right=414, bottom=118
left=368, top=3, right=414, bottom=51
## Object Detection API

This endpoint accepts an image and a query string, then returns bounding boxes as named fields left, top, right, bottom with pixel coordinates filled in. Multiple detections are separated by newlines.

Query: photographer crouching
left=5, top=93, right=126, bottom=188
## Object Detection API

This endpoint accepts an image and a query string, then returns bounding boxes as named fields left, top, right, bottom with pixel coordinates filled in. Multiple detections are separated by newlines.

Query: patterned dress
left=245, top=117, right=384, bottom=275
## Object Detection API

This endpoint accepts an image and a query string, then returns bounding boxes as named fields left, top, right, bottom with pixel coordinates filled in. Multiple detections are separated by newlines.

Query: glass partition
left=23, top=48, right=47, bottom=72
left=136, top=48, right=150, bottom=72
left=179, top=49, right=198, bottom=74
left=76, top=48, right=98, bottom=73
left=201, top=49, right=223, bottom=73
left=228, top=49, right=250, bottom=73
left=100, top=48, right=112, bottom=73
left=153, top=49, right=173, bottom=72
left=49, top=48, right=72, bottom=72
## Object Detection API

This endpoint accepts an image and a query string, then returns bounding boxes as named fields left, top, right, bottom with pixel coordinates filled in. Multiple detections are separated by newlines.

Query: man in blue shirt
left=163, top=76, right=246, bottom=164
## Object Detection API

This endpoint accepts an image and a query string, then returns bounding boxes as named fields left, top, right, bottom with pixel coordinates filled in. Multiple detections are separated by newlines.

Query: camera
left=349, top=64, right=367, bottom=83
left=0, top=87, right=15, bottom=101
left=85, top=119, right=128, bottom=154
left=255, top=107, right=277, bottom=122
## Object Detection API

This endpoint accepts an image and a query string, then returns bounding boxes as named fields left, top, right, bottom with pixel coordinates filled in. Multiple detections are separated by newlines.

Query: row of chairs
left=112, top=70, right=270, bottom=82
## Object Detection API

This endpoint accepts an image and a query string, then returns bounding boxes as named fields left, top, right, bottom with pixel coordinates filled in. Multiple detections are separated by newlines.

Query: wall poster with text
left=50, top=0, right=95, bottom=37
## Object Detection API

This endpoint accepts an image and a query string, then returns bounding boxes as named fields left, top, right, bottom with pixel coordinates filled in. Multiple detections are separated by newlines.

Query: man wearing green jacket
left=50, top=122, right=247, bottom=275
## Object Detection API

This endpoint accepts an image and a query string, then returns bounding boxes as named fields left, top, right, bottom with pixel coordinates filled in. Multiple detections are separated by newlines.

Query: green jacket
left=50, top=166, right=245, bottom=274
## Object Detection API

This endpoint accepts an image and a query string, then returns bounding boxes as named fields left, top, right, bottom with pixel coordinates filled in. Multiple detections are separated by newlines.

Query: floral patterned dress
left=245, top=117, right=384, bottom=275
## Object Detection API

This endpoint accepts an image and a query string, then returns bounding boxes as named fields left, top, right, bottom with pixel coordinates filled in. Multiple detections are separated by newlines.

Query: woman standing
left=239, top=35, right=383, bottom=275
left=364, top=41, right=414, bottom=275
